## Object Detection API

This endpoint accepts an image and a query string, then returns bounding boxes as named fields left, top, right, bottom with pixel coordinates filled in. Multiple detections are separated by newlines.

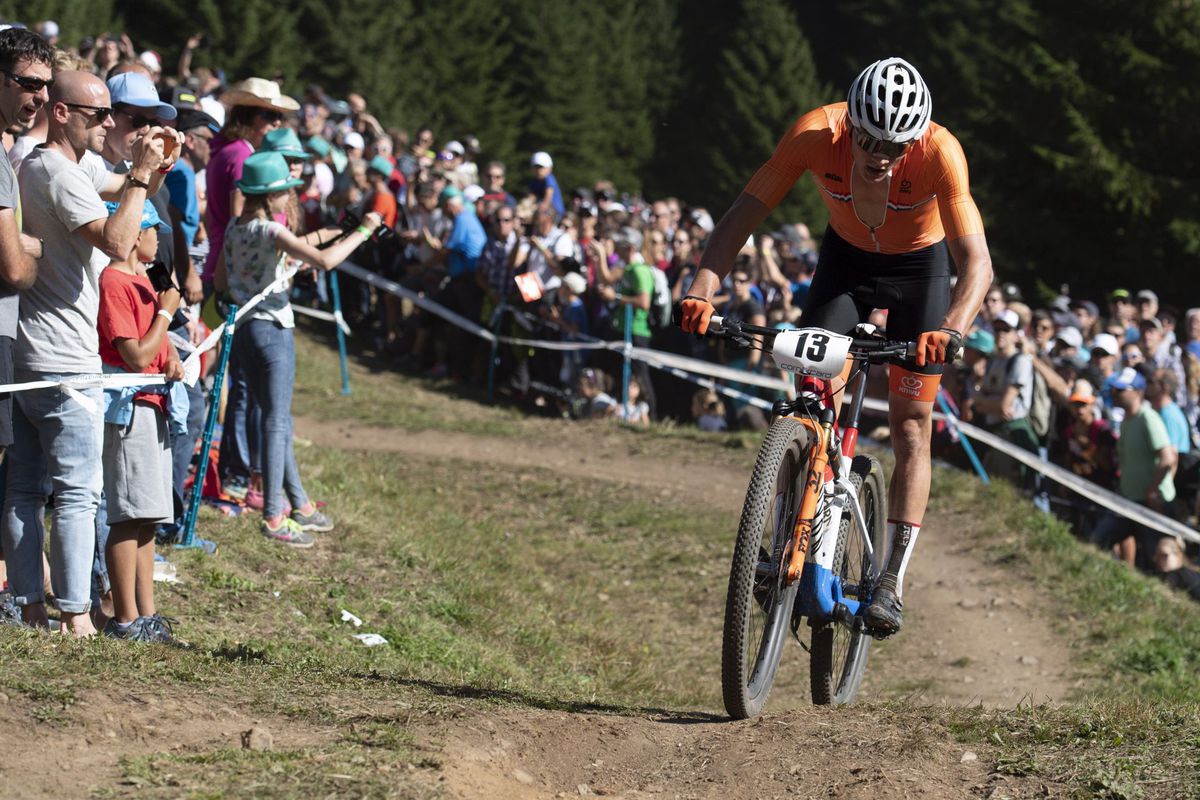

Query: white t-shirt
left=7, top=135, right=40, bottom=175
left=980, top=351, right=1034, bottom=427
left=517, top=227, right=577, bottom=291
left=16, top=146, right=110, bottom=373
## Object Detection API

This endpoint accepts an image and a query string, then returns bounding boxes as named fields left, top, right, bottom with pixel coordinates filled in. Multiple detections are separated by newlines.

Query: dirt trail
left=290, top=415, right=1077, bottom=797
left=298, top=415, right=1077, bottom=711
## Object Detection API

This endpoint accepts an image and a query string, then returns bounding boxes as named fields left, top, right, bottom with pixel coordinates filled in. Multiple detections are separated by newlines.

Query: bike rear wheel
left=810, top=454, right=888, bottom=705
left=721, top=417, right=810, bottom=719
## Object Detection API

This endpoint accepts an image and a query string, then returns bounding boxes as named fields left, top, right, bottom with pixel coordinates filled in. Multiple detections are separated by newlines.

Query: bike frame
left=782, top=358, right=882, bottom=626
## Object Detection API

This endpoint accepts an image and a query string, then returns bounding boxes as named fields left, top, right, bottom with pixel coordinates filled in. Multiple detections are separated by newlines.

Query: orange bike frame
left=784, top=415, right=835, bottom=584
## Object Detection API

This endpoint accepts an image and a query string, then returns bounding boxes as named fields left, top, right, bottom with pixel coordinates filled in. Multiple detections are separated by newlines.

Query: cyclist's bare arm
left=943, top=232, right=992, bottom=333
left=687, top=193, right=773, bottom=300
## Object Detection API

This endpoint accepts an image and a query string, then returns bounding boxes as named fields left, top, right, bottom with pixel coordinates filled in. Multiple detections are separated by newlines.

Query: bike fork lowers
left=786, top=407, right=837, bottom=584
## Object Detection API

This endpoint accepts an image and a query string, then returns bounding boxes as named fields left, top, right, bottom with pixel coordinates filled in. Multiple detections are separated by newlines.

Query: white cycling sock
left=882, top=519, right=921, bottom=598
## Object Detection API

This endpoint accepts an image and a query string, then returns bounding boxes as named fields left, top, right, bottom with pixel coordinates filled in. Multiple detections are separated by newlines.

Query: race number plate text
left=772, top=328, right=852, bottom=378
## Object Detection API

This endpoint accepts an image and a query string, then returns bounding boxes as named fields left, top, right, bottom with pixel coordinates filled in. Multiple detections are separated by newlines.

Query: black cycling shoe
left=863, top=585, right=904, bottom=638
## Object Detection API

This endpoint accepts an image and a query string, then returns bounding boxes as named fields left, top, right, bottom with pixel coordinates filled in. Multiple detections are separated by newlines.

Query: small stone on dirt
left=241, top=726, right=274, bottom=751
left=578, top=784, right=592, bottom=795
left=512, top=769, right=535, bottom=785
left=960, top=751, right=978, bottom=763
left=1018, top=655, right=1039, bottom=666
left=958, top=598, right=979, bottom=609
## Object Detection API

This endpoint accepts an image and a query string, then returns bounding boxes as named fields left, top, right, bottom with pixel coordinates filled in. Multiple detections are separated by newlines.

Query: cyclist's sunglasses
left=2, top=69, right=54, bottom=93
left=851, top=126, right=912, bottom=159
left=64, top=103, right=114, bottom=124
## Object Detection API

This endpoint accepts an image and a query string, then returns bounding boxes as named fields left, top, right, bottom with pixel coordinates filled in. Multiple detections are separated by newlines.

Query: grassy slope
left=0, top=325, right=1196, bottom=798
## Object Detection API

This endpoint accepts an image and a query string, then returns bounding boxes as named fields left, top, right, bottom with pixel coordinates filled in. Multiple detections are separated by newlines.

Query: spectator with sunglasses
left=677, top=57, right=993, bottom=638
left=7, top=69, right=173, bottom=635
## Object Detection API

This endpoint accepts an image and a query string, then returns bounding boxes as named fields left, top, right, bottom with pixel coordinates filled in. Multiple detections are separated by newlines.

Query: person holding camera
left=96, top=199, right=184, bottom=641
left=6, top=69, right=172, bottom=635
left=215, top=152, right=382, bottom=547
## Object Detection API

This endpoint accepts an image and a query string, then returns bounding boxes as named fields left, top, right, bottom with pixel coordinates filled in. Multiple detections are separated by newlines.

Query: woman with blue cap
left=214, top=151, right=382, bottom=547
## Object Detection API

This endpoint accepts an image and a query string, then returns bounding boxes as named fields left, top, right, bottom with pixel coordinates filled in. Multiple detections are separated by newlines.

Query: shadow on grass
left=348, top=671, right=727, bottom=724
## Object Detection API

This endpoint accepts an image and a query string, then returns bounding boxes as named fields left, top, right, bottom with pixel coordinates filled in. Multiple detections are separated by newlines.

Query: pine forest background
left=4, top=0, right=1199, bottom=301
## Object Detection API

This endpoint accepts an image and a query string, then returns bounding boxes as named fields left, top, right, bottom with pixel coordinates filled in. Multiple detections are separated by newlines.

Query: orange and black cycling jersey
left=743, top=102, right=984, bottom=254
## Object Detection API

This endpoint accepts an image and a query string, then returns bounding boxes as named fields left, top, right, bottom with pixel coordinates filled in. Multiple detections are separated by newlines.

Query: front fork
left=785, top=410, right=836, bottom=584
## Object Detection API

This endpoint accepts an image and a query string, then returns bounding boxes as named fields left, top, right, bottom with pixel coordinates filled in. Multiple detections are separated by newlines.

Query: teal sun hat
left=236, top=151, right=303, bottom=194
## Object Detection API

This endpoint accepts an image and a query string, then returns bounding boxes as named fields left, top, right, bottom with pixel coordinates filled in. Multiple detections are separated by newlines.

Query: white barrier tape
left=182, top=266, right=300, bottom=385
left=338, top=259, right=1198, bottom=543
left=860, top=397, right=1200, bottom=544
left=0, top=371, right=168, bottom=415
left=293, top=303, right=352, bottom=335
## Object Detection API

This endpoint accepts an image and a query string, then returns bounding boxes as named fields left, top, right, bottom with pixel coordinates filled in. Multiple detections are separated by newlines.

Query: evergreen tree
left=395, top=0, right=521, bottom=171
left=507, top=2, right=610, bottom=196
left=0, top=0, right=120, bottom=46
left=701, top=0, right=832, bottom=227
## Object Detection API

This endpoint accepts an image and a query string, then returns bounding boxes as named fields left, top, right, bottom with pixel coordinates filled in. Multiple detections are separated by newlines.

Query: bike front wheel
left=810, top=454, right=889, bottom=705
left=721, top=417, right=810, bottom=719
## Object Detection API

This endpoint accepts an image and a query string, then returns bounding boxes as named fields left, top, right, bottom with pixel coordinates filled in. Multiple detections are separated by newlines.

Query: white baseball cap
left=994, top=309, right=1021, bottom=331
left=563, top=272, right=587, bottom=295
left=343, top=131, right=365, bottom=151
left=463, top=184, right=485, bottom=204
left=1090, top=333, right=1120, bottom=357
left=530, top=151, right=553, bottom=168
left=1055, top=326, right=1083, bottom=349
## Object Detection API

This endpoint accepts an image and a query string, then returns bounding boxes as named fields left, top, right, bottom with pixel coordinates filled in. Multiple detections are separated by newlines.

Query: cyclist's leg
left=863, top=256, right=951, bottom=634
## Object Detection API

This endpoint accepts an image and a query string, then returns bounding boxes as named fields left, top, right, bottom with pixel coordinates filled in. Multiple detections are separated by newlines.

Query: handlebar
left=707, top=315, right=917, bottom=363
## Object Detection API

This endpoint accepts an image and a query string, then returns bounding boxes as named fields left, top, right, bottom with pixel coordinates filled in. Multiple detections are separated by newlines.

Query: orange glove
left=678, top=295, right=715, bottom=335
left=915, top=327, right=962, bottom=367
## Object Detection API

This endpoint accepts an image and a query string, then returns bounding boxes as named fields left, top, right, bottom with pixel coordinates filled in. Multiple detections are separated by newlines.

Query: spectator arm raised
left=77, top=185, right=148, bottom=260
left=1030, top=351, right=1070, bottom=405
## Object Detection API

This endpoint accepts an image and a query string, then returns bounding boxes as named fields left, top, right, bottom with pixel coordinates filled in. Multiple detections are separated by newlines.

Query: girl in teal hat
left=215, top=151, right=383, bottom=546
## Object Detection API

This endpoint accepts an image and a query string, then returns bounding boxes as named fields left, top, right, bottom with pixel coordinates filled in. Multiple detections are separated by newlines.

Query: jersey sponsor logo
left=900, top=179, right=913, bottom=193
left=823, top=172, right=844, bottom=182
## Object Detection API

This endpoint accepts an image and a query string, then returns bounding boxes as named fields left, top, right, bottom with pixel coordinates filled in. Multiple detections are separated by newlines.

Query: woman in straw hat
left=203, top=77, right=300, bottom=285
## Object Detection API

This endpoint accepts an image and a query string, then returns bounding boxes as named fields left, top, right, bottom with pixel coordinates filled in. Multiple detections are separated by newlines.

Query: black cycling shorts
left=801, top=226, right=952, bottom=375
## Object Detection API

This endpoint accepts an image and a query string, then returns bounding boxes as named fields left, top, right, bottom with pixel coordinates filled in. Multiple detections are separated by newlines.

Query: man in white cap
left=528, top=150, right=564, bottom=218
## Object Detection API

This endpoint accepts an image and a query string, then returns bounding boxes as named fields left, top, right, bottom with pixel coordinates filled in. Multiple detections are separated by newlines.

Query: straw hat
left=219, top=77, right=300, bottom=113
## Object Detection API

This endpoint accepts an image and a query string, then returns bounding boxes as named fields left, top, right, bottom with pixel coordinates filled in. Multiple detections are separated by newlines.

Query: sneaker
left=261, top=517, right=316, bottom=548
left=223, top=478, right=249, bottom=502
left=0, top=590, right=23, bottom=626
left=141, top=613, right=179, bottom=644
left=291, top=505, right=334, bottom=532
left=103, top=617, right=155, bottom=642
left=863, top=585, right=904, bottom=638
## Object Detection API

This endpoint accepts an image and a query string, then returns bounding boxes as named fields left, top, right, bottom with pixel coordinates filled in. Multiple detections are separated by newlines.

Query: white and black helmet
left=846, top=57, right=932, bottom=143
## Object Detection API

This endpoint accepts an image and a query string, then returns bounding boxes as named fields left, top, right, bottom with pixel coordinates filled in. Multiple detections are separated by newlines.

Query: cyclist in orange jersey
left=679, top=57, right=993, bottom=636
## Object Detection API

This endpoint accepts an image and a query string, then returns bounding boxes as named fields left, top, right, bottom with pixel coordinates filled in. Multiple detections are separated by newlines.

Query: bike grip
left=708, top=314, right=725, bottom=334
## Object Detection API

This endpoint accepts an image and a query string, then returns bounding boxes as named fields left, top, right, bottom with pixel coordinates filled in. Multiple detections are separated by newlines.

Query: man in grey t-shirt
left=0, top=29, right=54, bottom=450
left=4, top=70, right=174, bottom=636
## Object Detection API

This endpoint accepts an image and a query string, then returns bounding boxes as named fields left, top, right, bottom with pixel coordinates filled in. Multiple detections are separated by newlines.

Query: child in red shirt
left=96, top=199, right=184, bottom=642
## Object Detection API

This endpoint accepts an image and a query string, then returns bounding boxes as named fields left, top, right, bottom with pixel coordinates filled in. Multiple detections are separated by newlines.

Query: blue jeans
left=3, top=374, right=102, bottom=613
left=232, top=320, right=309, bottom=518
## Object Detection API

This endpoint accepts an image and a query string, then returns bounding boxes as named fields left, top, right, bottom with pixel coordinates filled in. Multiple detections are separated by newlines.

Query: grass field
left=1, top=325, right=1198, bottom=798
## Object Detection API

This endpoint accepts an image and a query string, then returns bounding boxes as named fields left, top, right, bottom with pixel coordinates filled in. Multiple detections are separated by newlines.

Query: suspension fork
left=786, top=409, right=836, bottom=584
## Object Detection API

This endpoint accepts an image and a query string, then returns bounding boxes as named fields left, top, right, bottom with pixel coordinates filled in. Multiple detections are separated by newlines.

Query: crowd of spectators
left=0, top=14, right=1197, bottom=649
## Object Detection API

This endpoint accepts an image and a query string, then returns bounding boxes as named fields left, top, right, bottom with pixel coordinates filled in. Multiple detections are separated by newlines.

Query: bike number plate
left=772, top=328, right=852, bottom=378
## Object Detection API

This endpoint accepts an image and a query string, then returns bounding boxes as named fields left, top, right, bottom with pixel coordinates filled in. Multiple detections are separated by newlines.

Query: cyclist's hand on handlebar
left=915, top=327, right=963, bottom=367
left=674, top=295, right=715, bottom=335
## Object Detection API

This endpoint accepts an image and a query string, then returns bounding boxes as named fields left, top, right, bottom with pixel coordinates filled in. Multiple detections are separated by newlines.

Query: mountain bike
left=705, top=316, right=916, bottom=719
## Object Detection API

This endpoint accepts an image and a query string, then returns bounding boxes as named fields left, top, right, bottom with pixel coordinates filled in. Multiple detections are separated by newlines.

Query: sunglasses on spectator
left=487, top=173, right=504, bottom=180
left=64, top=103, right=113, bottom=123
left=117, top=107, right=157, bottom=130
left=496, top=215, right=514, bottom=223
left=2, top=69, right=54, bottom=93
left=851, top=125, right=912, bottom=159
left=732, top=275, right=751, bottom=284
left=257, top=109, right=284, bottom=123
left=673, top=237, right=689, bottom=245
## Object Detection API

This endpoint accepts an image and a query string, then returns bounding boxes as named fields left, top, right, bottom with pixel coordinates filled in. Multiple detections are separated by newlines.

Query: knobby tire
left=810, top=454, right=889, bottom=705
left=721, top=417, right=809, bottom=720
